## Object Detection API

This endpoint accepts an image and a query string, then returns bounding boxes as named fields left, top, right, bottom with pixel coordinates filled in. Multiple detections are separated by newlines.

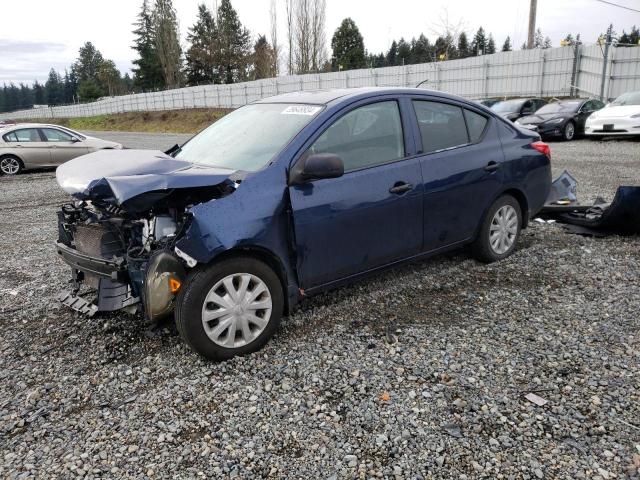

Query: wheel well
left=503, top=188, right=529, bottom=228
left=0, top=153, right=23, bottom=164
left=208, top=247, right=291, bottom=313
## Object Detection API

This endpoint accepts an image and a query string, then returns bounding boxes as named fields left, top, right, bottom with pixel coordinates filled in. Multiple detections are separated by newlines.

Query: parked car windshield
left=610, top=91, right=640, bottom=106
left=491, top=99, right=525, bottom=113
left=536, top=101, right=581, bottom=114
left=175, top=103, right=322, bottom=171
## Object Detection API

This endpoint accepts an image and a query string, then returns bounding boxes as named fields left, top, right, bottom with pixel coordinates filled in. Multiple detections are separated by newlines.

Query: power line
left=594, top=0, right=640, bottom=13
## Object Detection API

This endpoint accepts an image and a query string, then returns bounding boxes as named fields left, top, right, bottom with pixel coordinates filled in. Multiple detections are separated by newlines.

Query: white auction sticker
left=281, top=105, right=322, bottom=116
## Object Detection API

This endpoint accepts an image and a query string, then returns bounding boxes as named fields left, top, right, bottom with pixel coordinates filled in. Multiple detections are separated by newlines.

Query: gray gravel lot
left=0, top=135, right=639, bottom=479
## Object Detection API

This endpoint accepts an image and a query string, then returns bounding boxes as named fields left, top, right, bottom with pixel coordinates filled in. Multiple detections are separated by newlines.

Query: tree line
left=1, top=0, right=639, bottom=114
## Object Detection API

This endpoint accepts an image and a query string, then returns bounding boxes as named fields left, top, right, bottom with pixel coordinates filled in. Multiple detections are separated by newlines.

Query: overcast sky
left=0, top=0, right=638, bottom=85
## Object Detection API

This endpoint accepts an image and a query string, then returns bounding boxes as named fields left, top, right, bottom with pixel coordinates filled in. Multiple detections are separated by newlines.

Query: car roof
left=254, top=87, right=483, bottom=108
left=0, top=123, right=77, bottom=131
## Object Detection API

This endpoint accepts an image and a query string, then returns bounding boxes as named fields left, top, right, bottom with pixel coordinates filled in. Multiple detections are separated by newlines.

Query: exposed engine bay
left=55, top=149, right=239, bottom=320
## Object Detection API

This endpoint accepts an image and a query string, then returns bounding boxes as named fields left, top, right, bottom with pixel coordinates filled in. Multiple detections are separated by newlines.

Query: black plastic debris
left=539, top=171, right=640, bottom=236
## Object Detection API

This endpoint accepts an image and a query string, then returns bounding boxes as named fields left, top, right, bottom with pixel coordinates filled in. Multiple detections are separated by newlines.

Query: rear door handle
left=389, top=182, right=413, bottom=194
left=484, top=161, right=501, bottom=172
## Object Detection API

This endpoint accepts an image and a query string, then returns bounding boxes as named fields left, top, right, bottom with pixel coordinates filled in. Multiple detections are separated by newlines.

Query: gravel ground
left=0, top=136, right=639, bottom=479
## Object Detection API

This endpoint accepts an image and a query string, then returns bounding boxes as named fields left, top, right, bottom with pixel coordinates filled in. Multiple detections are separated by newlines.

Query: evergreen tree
left=457, top=32, right=470, bottom=58
left=33, top=81, right=46, bottom=105
left=63, top=70, right=79, bottom=103
left=486, top=34, right=496, bottom=54
left=153, top=0, right=183, bottom=88
left=471, top=27, right=487, bottom=55
left=185, top=3, right=219, bottom=85
left=413, top=34, right=431, bottom=63
left=502, top=36, right=512, bottom=52
left=386, top=40, right=398, bottom=66
left=331, top=18, right=366, bottom=71
left=252, top=35, right=276, bottom=79
left=533, top=28, right=544, bottom=48
left=216, top=0, right=251, bottom=84
left=45, top=69, right=64, bottom=106
left=618, top=26, right=639, bottom=46
left=77, top=79, right=104, bottom=102
left=396, top=38, right=411, bottom=65
left=132, top=0, right=165, bottom=90
left=543, top=36, right=552, bottom=49
left=72, top=42, right=104, bottom=83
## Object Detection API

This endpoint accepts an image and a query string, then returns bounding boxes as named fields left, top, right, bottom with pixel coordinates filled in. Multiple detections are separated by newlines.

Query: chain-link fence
left=2, top=43, right=639, bottom=121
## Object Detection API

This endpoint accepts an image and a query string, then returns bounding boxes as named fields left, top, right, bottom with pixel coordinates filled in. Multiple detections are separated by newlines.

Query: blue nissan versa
left=55, top=88, right=552, bottom=360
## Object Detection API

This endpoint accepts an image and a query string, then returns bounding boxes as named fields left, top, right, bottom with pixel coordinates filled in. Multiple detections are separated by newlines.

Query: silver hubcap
left=565, top=123, right=575, bottom=139
left=0, top=158, right=20, bottom=175
left=201, top=273, right=272, bottom=348
left=489, top=205, right=518, bottom=255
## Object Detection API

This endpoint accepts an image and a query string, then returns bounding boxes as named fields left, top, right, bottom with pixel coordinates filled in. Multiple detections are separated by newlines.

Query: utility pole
left=600, top=24, right=613, bottom=101
left=527, top=0, right=538, bottom=49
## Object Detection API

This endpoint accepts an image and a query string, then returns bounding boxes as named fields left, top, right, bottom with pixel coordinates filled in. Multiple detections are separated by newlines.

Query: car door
left=40, top=127, right=90, bottom=165
left=5, top=128, right=52, bottom=166
left=288, top=98, right=423, bottom=289
left=410, top=99, right=505, bottom=252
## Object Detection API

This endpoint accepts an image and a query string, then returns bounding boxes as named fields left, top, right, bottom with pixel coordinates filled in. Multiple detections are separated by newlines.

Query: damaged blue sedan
left=55, top=88, right=551, bottom=360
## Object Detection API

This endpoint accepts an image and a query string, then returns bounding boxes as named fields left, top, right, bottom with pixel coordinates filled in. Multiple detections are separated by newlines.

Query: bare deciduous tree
left=285, top=0, right=295, bottom=74
left=270, top=0, right=280, bottom=75
left=310, top=0, right=327, bottom=71
left=290, top=0, right=327, bottom=73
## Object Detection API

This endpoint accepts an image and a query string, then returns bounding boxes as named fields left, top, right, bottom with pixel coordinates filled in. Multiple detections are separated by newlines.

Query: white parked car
left=585, top=91, right=640, bottom=137
left=0, top=123, right=122, bottom=175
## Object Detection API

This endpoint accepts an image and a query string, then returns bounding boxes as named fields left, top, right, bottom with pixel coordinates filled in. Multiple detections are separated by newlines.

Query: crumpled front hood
left=56, top=149, right=237, bottom=205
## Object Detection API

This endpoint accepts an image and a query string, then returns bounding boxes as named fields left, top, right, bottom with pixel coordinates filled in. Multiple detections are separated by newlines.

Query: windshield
left=611, top=91, right=640, bottom=106
left=491, top=99, right=525, bottom=113
left=536, top=101, right=581, bottom=114
left=175, top=103, right=322, bottom=171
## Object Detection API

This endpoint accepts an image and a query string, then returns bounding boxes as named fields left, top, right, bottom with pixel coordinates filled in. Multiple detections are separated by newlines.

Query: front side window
left=175, top=103, right=322, bottom=172
left=413, top=101, right=469, bottom=153
left=308, top=101, right=404, bottom=172
left=4, top=129, right=41, bottom=143
left=42, top=128, right=74, bottom=142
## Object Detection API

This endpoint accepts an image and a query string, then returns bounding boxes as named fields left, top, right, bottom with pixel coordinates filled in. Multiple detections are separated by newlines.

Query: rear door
left=410, top=99, right=505, bottom=252
left=4, top=128, right=52, bottom=166
left=288, top=98, right=424, bottom=289
left=40, top=128, right=90, bottom=164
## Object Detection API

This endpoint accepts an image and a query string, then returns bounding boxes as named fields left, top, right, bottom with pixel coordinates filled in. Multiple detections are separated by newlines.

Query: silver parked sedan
left=0, top=124, right=122, bottom=175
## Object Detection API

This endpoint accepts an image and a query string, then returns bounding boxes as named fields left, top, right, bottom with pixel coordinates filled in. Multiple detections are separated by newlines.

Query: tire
left=562, top=121, right=576, bottom=141
left=471, top=195, right=522, bottom=263
left=0, top=156, right=23, bottom=175
left=175, top=257, right=284, bottom=361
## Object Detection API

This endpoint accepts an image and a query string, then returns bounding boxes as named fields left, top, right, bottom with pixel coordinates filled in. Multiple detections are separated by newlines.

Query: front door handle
left=389, top=182, right=413, bottom=194
left=484, top=161, right=501, bottom=172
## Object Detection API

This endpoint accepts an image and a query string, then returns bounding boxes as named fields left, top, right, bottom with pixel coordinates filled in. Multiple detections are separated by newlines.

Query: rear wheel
left=562, top=121, right=576, bottom=141
left=0, top=156, right=23, bottom=175
left=471, top=195, right=522, bottom=263
left=175, top=257, right=284, bottom=361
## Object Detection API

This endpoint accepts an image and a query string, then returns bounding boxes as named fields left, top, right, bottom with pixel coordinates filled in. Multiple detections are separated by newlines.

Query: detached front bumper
left=56, top=241, right=126, bottom=280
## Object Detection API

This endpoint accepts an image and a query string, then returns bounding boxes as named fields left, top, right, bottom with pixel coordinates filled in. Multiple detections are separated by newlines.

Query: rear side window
left=4, top=129, right=41, bottom=142
left=309, top=101, right=405, bottom=172
left=413, top=101, right=469, bottom=153
left=464, top=109, right=488, bottom=142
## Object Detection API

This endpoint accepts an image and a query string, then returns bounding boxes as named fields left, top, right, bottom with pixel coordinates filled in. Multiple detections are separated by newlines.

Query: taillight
left=531, top=141, right=551, bottom=160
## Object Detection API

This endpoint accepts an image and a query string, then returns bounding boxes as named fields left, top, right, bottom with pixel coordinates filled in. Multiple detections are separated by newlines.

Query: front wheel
left=562, top=121, right=576, bottom=141
left=471, top=195, right=522, bottom=263
left=175, top=257, right=284, bottom=361
left=0, top=156, right=23, bottom=175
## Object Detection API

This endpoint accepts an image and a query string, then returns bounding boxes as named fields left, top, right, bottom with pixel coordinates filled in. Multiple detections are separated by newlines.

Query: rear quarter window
left=464, top=109, right=488, bottom=142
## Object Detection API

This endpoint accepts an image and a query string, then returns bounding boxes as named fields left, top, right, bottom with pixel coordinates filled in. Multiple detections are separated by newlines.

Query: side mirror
left=70, top=137, right=81, bottom=143
left=289, top=153, right=344, bottom=186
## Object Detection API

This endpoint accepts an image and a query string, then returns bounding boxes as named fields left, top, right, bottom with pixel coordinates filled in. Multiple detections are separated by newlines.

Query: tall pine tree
left=132, top=0, right=165, bottom=90
left=185, top=3, right=219, bottom=85
left=153, top=0, right=183, bottom=88
left=471, top=27, right=487, bottom=55
left=331, top=18, right=366, bottom=71
left=457, top=32, right=470, bottom=58
left=502, top=36, right=512, bottom=52
left=486, top=34, right=496, bottom=54
left=216, top=0, right=251, bottom=84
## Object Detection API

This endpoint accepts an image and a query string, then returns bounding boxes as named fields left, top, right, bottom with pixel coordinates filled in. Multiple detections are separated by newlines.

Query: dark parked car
left=491, top=98, right=548, bottom=122
left=55, top=88, right=551, bottom=360
left=516, top=99, right=605, bottom=140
